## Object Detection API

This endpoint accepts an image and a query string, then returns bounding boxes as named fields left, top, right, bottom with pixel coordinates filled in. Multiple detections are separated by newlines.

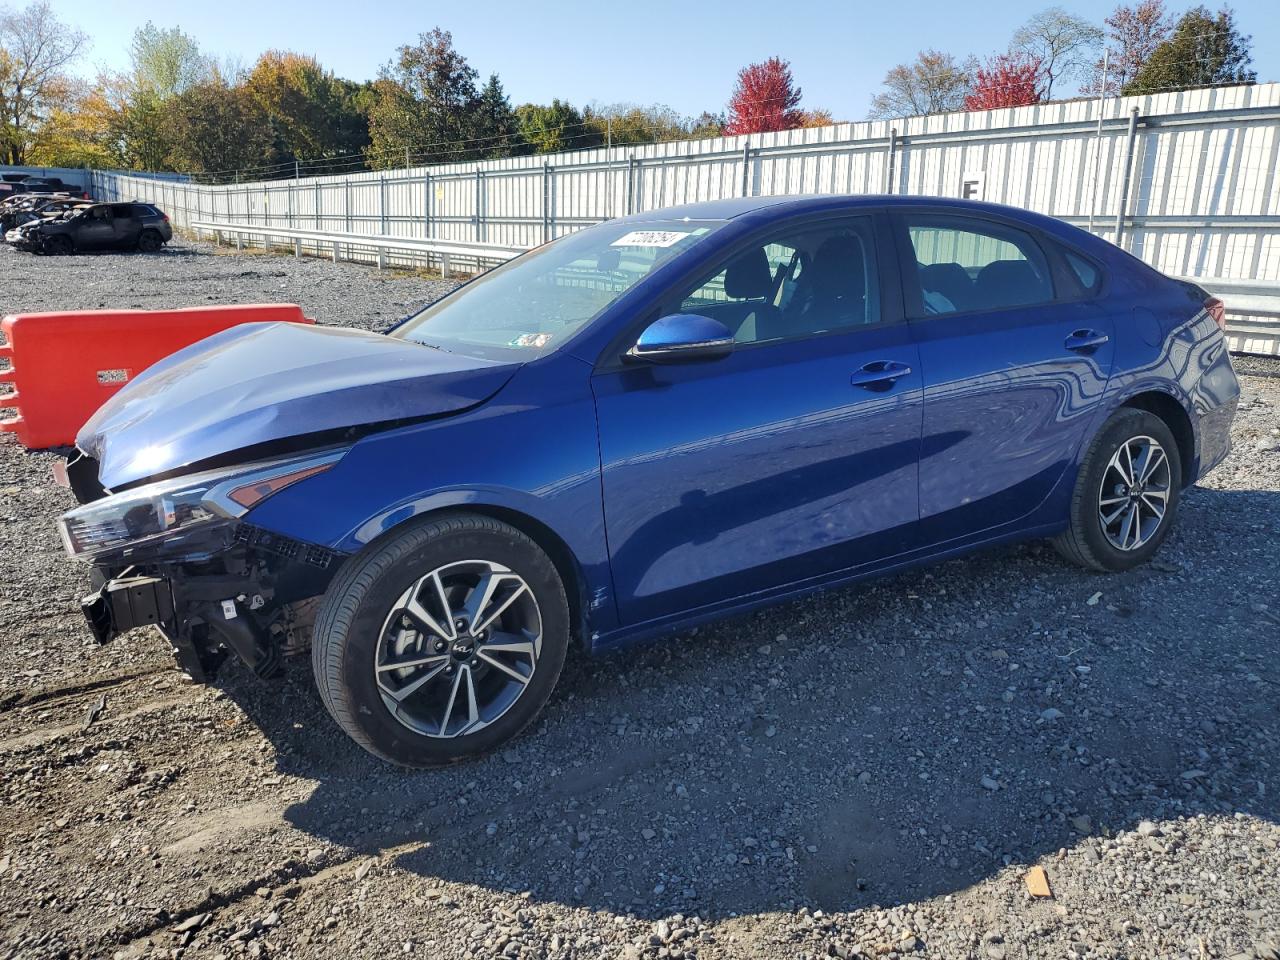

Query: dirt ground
left=1, top=241, right=1278, bottom=960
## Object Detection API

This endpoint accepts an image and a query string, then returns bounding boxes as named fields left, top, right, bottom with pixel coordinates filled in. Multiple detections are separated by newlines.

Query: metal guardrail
left=190, top=220, right=1280, bottom=357
left=190, top=221, right=528, bottom=277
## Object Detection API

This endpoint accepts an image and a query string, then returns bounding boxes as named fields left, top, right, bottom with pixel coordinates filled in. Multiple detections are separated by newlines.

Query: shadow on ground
left=213, top=485, right=1278, bottom=920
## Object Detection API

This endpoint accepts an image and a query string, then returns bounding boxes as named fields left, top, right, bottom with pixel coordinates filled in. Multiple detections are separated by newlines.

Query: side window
left=905, top=217, right=1054, bottom=317
left=110, top=204, right=135, bottom=219
left=679, top=217, right=881, bottom=345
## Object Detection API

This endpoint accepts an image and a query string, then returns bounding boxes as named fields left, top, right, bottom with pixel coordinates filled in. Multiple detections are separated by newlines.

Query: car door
left=894, top=211, right=1115, bottom=545
left=111, top=205, right=141, bottom=247
left=591, top=213, right=924, bottom=626
left=75, top=207, right=116, bottom=248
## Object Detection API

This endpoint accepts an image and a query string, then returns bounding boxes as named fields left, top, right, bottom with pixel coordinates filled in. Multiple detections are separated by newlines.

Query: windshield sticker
left=510, top=332, right=554, bottom=348
left=610, top=230, right=691, bottom=248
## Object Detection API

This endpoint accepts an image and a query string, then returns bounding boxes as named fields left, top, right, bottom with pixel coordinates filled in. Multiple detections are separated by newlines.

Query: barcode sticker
left=610, top=230, right=690, bottom=248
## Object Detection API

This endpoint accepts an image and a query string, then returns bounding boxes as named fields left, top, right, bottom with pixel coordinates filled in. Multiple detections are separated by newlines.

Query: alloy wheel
left=1097, top=435, right=1172, bottom=551
left=374, top=560, right=542, bottom=738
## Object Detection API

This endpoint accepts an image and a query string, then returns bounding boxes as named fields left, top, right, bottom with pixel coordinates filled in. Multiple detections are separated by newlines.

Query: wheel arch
left=341, top=502, right=592, bottom=654
left=1119, top=390, right=1196, bottom=488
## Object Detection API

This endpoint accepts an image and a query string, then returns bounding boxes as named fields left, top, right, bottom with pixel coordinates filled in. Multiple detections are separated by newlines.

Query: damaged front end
left=60, top=448, right=348, bottom=682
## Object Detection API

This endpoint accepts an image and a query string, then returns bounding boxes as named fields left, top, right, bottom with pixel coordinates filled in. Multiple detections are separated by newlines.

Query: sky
left=49, top=0, right=1279, bottom=121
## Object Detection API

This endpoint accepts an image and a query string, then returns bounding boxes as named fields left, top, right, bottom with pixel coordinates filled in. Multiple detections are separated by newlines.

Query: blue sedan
left=60, top=195, right=1240, bottom=766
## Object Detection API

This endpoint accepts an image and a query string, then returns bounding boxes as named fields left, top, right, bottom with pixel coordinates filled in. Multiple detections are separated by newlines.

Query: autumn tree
left=1124, top=5, right=1254, bottom=95
left=166, top=79, right=272, bottom=176
left=725, top=57, right=803, bottom=134
left=0, top=0, right=86, bottom=164
left=245, top=50, right=369, bottom=172
left=868, top=51, right=974, bottom=119
left=1085, top=0, right=1172, bottom=94
left=1011, top=7, right=1104, bottom=98
left=688, top=111, right=726, bottom=139
left=964, top=54, right=1044, bottom=110
left=367, top=28, right=498, bottom=168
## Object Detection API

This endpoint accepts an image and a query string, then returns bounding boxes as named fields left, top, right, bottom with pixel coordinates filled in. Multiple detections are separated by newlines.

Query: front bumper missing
left=80, top=572, right=280, bottom=683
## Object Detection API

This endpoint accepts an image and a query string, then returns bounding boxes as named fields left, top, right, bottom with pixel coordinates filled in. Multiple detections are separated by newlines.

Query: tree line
left=870, top=1, right=1255, bottom=118
left=0, top=0, right=1258, bottom=180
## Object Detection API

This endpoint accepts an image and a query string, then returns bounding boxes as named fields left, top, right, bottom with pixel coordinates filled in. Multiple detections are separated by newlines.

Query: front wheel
left=1053, top=408, right=1182, bottom=572
left=311, top=513, right=570, bottom=767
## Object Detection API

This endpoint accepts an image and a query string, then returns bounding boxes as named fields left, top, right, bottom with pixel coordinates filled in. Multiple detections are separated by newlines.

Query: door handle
left=851, top=360, right=913, bottom=389
left=1064, top=329, right=1109, bottom=352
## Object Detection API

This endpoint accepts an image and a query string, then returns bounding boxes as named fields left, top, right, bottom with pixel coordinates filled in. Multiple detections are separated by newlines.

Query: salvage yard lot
left=1, top=240, right=1278, bottom=960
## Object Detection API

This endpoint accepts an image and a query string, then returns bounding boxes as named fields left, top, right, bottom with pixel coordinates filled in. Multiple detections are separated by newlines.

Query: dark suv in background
left=8, top=202, right=172, bottom=254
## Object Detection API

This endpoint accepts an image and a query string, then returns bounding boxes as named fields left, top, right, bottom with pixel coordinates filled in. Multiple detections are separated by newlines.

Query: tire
left=311, top=513, right=570, bottom=767
left=137, top=230, right=163, bottom=253
left=43, top=235, right=72, bottom=255
left=1053, top=408, right=1182, bottom=572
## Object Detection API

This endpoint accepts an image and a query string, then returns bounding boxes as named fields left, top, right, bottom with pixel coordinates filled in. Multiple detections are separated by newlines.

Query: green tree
left=129, top=22, right=211, bottom=99
left=585, top=102, right=689, bottom=145
left=515, top=99, right=599, bottom=153
left=366, top=27, right=484, bottom=168
left=0, top=0, right=87, bottom=164
left=165, top=79, right=273, bottom=178
left=472, top=73, right=524, bottom=158
left=1124, top=5, right=1254, bottom=95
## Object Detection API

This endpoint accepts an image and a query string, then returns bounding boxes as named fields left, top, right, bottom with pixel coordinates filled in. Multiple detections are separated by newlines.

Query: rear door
left=591, top=212, right=924, bottom=625
left=894, top=211, right=1114, bottom=545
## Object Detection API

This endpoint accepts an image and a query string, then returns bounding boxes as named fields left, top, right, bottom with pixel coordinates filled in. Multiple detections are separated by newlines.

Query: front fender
left=241, top=356, right=616, bottom=632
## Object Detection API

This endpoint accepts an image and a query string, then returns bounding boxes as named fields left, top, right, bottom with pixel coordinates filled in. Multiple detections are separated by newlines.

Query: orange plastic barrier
left=0, top=304, right=314, bottom=450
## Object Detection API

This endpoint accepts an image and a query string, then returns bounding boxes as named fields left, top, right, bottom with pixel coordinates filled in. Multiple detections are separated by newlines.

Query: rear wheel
left=42, top=234, right=72, bottom=255
left=1053, top=408, right=1182, bottom=572
left=137, top=230, right=163, bottom=253
left=311, top=513, right=569, bottom=767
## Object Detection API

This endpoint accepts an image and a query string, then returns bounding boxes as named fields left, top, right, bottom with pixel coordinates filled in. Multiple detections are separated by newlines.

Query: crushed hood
left=78, top=322, right=520, bottom=490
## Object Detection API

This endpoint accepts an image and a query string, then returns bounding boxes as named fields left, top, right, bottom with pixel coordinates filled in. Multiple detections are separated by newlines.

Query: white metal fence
left=88, top=82, right=1280, bottom=288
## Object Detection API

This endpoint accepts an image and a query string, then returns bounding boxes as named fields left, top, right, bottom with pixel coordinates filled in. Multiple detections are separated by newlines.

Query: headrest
left=724, top=247, right=773, bottom=299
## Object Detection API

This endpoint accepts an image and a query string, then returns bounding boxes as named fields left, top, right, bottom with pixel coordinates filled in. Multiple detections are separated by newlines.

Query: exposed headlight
left=59, top=448, right=347, bottom=561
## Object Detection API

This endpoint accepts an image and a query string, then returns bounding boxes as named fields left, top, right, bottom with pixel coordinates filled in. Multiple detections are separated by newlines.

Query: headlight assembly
left=59, top=448, right=347, bottom=561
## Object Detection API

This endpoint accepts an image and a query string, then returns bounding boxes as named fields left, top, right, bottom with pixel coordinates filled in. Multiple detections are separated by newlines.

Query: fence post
left=626, top=155, right=637, bottom=215
left=344, top=178, right=352, bottom=263
left=542, top=162, right=552, bottom=243
left=1113, top=107, right=1141, bottom=249
left=378, top=175, right=387, bottom=269
left=741, top=140, right=751, bottom=197
left=885, top=128, right=898, bottom=194
left=474, top=168, right=484, bottom=242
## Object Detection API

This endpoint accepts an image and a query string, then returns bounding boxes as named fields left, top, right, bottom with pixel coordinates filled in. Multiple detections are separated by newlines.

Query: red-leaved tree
left=724, top=57, right=804, bottom=134
left=964, top=54, right=1044, bottom=111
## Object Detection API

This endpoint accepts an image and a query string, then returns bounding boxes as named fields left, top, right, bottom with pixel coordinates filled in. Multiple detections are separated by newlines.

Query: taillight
left=1204, top=297, right=1226, bottom=331
left=162, top=213, right=170, bottom=222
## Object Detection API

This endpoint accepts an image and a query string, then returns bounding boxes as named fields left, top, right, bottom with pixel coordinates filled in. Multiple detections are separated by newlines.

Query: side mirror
left=626, top=314, right=734, bottom=364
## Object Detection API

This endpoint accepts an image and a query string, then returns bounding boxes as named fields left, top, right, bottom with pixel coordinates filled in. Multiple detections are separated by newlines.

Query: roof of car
left=612, top=194, right=1058, bottom=225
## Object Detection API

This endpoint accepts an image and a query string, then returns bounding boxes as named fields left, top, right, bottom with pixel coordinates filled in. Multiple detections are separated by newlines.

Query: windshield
left=393, top=218, right=726, bottom=360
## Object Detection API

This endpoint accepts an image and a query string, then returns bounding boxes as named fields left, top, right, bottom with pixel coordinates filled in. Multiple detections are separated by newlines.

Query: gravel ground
left=1, top=239, right=1278, bottom=960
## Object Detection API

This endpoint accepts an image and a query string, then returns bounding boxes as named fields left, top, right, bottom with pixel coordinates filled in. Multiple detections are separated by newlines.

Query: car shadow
left=215, top=483, right=1279, bottom=919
